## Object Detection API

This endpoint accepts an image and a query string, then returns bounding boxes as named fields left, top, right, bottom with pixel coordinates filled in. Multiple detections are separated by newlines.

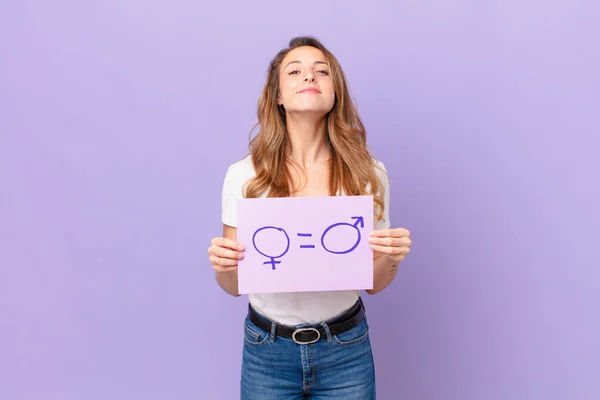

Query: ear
left=277, top=93, right=283, bottom=105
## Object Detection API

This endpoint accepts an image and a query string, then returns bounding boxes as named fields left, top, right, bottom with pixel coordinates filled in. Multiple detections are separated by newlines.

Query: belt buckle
left=292, top=328, right=321, bottom=344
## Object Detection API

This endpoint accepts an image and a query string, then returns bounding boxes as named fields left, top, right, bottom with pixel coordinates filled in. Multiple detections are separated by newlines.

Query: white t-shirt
left=221, top=155, right=391, bottom=325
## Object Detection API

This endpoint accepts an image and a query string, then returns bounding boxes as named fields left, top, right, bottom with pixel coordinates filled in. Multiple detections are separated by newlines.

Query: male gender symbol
left=320, top=216, right=364, bottom=254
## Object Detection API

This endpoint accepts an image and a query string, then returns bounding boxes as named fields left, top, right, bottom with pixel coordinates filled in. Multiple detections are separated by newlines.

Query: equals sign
left=297, top=233, right=315, bottom=248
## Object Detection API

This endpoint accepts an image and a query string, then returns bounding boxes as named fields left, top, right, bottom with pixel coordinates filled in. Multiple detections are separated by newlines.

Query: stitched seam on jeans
left=243, top=326, right=269, bottom=347
left=309, top=345, right=316, bottom=390
left=244, top=324, right=260, bottom=341
left=333, top=327, right=369, bottom=346
left=301, top=345, right=309, bottom=393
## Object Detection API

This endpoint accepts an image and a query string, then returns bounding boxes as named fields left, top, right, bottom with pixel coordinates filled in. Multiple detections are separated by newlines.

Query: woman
left=208, top=36, right=412, bottom=399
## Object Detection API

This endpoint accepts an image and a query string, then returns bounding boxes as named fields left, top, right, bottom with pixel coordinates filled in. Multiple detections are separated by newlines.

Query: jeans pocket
left=243, top=318, right=270, bottom=347
left=332, top=318, right=370, bottom=346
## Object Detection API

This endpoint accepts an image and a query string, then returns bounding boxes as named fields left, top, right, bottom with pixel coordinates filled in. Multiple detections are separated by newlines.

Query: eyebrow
left=284, top=60, right=328, bottom=68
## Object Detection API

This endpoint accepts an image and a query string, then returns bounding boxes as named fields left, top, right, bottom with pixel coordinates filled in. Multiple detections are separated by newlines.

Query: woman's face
left=277, top=46, right=335, bottom=117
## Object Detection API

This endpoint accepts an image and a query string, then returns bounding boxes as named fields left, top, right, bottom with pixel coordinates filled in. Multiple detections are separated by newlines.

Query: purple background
left=1, top=1, right=598, bottom=399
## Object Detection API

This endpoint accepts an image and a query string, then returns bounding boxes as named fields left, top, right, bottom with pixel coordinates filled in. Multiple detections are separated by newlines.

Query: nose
left=304, top=72, right=315, bottom=82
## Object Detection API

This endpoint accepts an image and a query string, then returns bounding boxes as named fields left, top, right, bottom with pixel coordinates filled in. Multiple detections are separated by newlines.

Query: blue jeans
left=240, top=306, right=376, bottom=399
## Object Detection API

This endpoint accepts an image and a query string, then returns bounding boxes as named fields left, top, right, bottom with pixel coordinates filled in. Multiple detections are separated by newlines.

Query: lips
left=298, top=88, right=321, bottom=94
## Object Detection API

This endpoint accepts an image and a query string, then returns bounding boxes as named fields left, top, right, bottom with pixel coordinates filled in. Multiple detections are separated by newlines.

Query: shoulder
left=226, top=154, right=255, bottom=176
left=225, top=154, right=256, bottom=182
left=371, top=157, right=390, bottom=186
left=372, top=157, right=387, bottom=172
left=222, top=154, right=256, bottom=196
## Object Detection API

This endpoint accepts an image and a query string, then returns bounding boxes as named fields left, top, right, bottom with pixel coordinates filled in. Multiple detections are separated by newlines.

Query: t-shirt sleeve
left=221, top=164, right=241, bottom=228
left=374, top=161, right=391, bottom=231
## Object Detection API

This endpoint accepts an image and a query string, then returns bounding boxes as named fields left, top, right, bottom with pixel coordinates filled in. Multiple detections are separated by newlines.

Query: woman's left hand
left=369, top=228, right=412, bottom=263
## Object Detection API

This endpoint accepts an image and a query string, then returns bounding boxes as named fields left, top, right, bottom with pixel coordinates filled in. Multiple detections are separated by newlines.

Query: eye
left=288, top=70, right=300, bottom=75
left=317, top=69, right=329, bottom=75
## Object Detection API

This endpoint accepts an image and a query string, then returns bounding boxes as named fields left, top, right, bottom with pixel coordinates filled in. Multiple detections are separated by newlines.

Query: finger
left=209, top=255, right=239, bottom=268
left=209, top=245, right=244, bottom=260
left=371, top=248, right=405, bottom=262
left=211, top=237, right=245, bottom=251
left=370, top=244, right=410, bottom=255
left=370, top=228, right=410, bottom=238
left=369, top=244, right=395, bottom=254
left=212, top=264, right=238, bottom=273
left=368, top=236, right=411, bottom=247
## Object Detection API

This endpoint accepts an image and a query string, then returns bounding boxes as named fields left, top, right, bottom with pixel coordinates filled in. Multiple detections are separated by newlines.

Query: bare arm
left=210, top=224, right=244, bottom=297
left=366, top=252, right=400, bottom=295
left=365, top=228, right=411, bottom=295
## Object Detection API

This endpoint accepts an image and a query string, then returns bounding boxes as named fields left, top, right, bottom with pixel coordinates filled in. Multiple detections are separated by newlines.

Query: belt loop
left=319, top=321, right=333, bottom=342
left=269, top=322, right=277, bottom=343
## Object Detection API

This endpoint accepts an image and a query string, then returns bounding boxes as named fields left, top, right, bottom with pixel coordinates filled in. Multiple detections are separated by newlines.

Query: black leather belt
left=247, top=298, right=365, bottom=345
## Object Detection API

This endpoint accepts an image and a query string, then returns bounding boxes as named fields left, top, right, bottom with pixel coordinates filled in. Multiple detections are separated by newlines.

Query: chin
left=289, top=105, right=334, bottom=116
left=291, top=110, right=329, bottom=119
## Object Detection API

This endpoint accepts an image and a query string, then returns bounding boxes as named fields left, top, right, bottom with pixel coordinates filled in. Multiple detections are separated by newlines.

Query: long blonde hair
left=244, top=36, right=386, bottom=222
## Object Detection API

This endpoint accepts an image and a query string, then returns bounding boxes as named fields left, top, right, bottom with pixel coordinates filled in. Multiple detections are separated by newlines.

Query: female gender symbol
left=252, top=226, right=290, bottom=270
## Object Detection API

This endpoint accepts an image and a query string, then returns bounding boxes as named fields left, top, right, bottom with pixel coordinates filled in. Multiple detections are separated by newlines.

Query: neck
left=285, top=114, right=330, bottom=168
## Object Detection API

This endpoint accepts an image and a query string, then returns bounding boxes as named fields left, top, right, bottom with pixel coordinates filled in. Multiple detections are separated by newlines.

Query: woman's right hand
left=208, top=237, right=245, bottom=272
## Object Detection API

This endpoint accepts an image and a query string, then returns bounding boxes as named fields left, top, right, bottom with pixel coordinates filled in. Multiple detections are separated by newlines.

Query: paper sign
left=236, top=195, right=374, bottom=294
